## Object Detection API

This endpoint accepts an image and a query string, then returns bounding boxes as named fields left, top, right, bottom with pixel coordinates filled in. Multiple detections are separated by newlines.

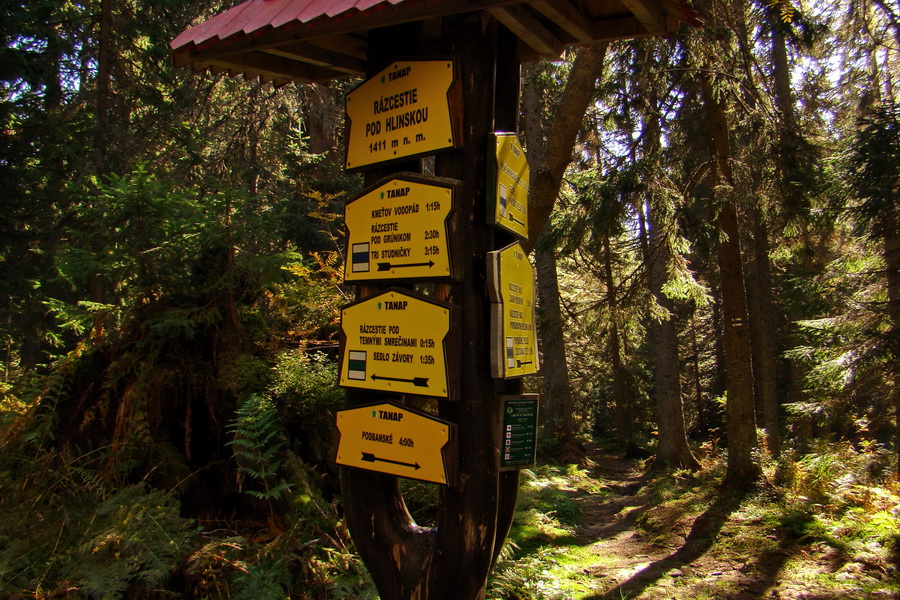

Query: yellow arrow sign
left=339, top=289, right=457, bottom=398
left=344, top=174, right=458, bottom=282
left=488, top=133, right=529, bottom=240
left=487, top=242, right=540, bottom=378
left=345, top=61, right=458, bottom=171
left=335, top=402, right=455, bottom=485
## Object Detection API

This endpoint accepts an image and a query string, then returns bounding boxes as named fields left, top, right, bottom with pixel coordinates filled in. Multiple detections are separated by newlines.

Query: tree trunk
left=534, top=233, right=576, bottom=449
left=95, top=0, right=113, bottom=170
left=521, top=44, right=608, bottom=453
left=305, top=82, right=343, bottom=177
left=603, top=234, right=635, bottom=453
left=767, top=4, right=795, bottom=134
left=883, top=223, right=900, bottom=476
left=646, top=202, right=699, bottom=470
left=640, top=59, right=698, bottom=470
left=746, top=207, right=780, bottom=457
left=689, top=306, right=707, bottom=437
left=524, top=43, right=607, bottom=253
left=701, top=74, right=760, bottom=486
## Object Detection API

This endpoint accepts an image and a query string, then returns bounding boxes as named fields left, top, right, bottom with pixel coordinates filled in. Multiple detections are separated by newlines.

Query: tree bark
left=534, top=234, right=576, bottom=448
left=689, top=306, right=707, bottom=437
left=305, top=82, right=344, bottom=177
left=700, top=74, right=760, bottom=486
left=603, top=234, right=635, bottom=453
left=524, top=43, right=607, bottom=253
left=640, top=53, right=698, bottom=470
left=746, top=207, right=780, bottom=457
left=767, top=4, right=795, bottom=134
left=646, top=203, right=700, bottom=470
left=95, top=0, right=113, bottom=170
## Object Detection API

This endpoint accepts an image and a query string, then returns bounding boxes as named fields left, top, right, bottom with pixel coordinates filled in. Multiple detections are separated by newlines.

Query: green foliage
left=506, top=465, right=599, bottom=555
left=845, top=105, right=900, bottom=237
left=232, top=559, right=291, bottom=600
left=770, top=443, right=900, bottom=560
left=0, top=453, right=195, bottom=600
left=488, top=542, right=574, bottom=600
left=68, top=485, right=195, bottom=599
left=267, top=253, right=347, bottom=345
left=269, top=351, right=342, bottom=411
left=228, top=394, right=292, bottom=503
left=488, top=465, right=591, bottom=600
left=268, top=350, right=343, bottom=464
left=784, top=242, right=898, bottom=443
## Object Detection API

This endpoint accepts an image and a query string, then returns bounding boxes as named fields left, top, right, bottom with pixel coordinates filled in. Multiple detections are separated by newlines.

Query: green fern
left=64, top=484, right=194, bottom=599
left=227, top=394, right=293, bottom=502
left=233, top=559, right=291, bottom=600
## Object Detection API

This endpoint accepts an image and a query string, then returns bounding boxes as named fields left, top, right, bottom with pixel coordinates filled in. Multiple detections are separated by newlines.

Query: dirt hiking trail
left=559, top=444, right=898, bottom=600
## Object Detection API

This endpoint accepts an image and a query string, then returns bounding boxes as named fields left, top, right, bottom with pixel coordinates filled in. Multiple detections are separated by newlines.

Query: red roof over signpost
left=171, top=0, right=698, bottom=85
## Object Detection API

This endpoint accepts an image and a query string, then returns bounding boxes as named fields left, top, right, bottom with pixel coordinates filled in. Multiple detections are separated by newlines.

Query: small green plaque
left=500, top=394, right=539, bottom=469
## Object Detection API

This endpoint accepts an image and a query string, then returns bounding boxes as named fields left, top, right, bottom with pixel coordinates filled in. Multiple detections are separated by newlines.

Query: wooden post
left=339, top=14, right=523, bottom=600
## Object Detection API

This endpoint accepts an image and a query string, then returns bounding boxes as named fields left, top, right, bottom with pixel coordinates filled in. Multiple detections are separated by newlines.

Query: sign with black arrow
left=335, top=401, right=457, bottom=485
left=344, top=173, right=460, bottom=283
left=339, top=288, right=460, bottom=399
left=487, top=133, right=529, bottom=239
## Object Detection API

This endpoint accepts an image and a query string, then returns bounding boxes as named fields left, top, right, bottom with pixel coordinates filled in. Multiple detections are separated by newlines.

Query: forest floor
left=495, top=442, right=900, bottom=600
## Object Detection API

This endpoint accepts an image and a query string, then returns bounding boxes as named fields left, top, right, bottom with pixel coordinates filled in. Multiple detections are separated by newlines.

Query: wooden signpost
left=172, top=1, right=699, bottom=598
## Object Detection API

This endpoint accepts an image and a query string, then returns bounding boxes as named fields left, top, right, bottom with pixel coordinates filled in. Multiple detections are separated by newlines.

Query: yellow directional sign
left=345, top=61, right=458, bottom=171
left=335, top=402, right=456, bottom=485
left=339, top=289, right=458, bottom=398
left=344, top=174, right=458, bottom=282
left=488, top=133, right=529, bottom=240
left=487, top=242, right=539, bottom=378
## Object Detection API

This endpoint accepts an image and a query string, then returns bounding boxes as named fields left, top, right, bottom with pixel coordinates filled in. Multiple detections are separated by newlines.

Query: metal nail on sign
left=345, top=61, right=459, bottom=171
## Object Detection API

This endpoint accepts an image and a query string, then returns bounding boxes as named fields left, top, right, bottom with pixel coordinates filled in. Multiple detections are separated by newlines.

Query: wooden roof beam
left=208, top=51, right=346, bottom=83
left=263, top=41, right=367, bottom=75
left=528, top=0, right=594, bottom=44
left=309, top=34, right=368, bottom=60
left=618, top=0, right=665, bottom=33
left=488, top=4, right=565, bottom=58
left=592, top=15, right=653, bottom=41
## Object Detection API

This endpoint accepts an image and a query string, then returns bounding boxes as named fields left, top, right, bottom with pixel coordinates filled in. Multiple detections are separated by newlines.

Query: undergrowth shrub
left=0, top=458, right=194, bottom=600
left=487, top=541, right=573, bottom=600
left=228, top=393, right=292, bottom=506
left=68, top=485, right=194, bottom=599
left=773, top=442, right=900, bottom=557
left=269, top=350, right=342, bottom=466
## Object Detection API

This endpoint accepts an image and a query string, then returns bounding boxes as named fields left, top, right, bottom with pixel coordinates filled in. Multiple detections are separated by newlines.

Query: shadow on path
left=586, top=488, right=749, bottom=600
